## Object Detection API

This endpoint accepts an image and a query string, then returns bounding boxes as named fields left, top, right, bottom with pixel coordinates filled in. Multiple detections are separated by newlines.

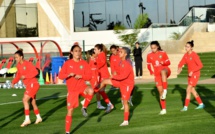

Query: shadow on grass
left=71, top=89, right=119, bottom=133
left=129, top=85, right=143, bottom=121
left=0, top=92, right=61, bottom=128
left=151, top=86, right=161, bottom=109
left=196, top=85, right=215, bottom=118
left=171, top=84, right=186, bottom=106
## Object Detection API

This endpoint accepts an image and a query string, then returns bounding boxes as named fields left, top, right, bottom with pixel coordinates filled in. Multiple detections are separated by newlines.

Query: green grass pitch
left=0, top=80, right=215, bottom=134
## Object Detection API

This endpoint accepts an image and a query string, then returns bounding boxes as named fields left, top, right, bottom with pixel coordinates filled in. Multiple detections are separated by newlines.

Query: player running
left=11, top=49, right=42, bottom=127
left=98, top=47, right=134, bottom=126
left=94, top=44, right=114, bottom=113
left=147, top=41, right=171, bottom=115
left=59, top=45, right=94, bottom=134
left=178, top=40, right=204, bottom=111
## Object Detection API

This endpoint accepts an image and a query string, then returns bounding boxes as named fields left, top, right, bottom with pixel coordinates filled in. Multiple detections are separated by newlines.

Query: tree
left=169, top=32, right=182, bottom=40
left=113, top=14, right=148, bottom=47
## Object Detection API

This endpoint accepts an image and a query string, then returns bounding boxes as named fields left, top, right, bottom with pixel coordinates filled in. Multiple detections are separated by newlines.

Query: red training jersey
left=88, top=58, right=99, bottom=87
left=178, top=51, right=203, bottom=76
left=12, top=60, right=38, bottom=86
left=96, top=52, right=110, bottom=79
left=147, top=51, right=171, bottom=76
left=112, top=60, right=134, bottom=86
left=110, top=54, right=120, bottom=75
left=59, top=59, right=92, bottom=92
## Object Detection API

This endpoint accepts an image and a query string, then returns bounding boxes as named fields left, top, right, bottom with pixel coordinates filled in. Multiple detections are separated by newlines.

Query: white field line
left=0, top=87, right=155, bottom=106
left=0, top=95, right=67, bottom=106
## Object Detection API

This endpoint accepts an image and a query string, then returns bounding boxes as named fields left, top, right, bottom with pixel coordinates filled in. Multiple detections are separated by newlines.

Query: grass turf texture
left=0, top=82, right=215, bottom=134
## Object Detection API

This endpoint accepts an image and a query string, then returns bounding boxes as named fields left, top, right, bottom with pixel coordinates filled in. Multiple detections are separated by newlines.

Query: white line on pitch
left=0, top=95, right=67, bottom=106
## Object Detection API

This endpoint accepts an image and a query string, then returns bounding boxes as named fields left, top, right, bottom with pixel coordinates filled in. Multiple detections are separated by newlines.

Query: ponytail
left=15, top=48, right=24, bottom=59
left=122, top=47, right=132, bottom=66
left=187, top=40, right=194, bottom=47
left=95, top=43, right=108, bottom=55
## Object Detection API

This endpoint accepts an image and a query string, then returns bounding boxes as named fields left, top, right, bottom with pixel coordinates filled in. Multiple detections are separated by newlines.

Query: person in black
left=133, top=42, right=143, bottom=79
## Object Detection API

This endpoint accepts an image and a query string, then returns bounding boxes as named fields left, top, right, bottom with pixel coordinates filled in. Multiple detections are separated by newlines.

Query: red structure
left=0, top=40, right=63, bottom=70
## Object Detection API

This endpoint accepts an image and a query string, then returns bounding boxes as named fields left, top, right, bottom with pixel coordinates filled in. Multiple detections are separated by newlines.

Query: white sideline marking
left=0, top=87, right=155, bottom=106
left=0, top=95, right=67, bottom=106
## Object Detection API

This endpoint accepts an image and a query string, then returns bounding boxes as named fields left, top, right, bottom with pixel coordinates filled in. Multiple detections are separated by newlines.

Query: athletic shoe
left=161, top=90, right=167, bottom=100
left=195, top=104, right=205, bottom=109
left=139, top=76, right=143, bottom=79
left=35, top=117, right=42, bottom=124
left=135, top=77, right=139, bottom=79
left=80, top=99, right=85, bottom=106
left=20, top=120, right=31, bottom=127
left=66, top=132, right=70, bottom=134
left=81, top=108, right=88, bottom=117
left=106, top=104, right=114, bottom=113
left=180, top=107, right=188, bottom=112
left=97, top=105, right=106, bottom=110
left=120, top=105, right=124, bottom=110
left=159, top=109, right=167, bottom=115
left=120, top=121, right=129, bottom=126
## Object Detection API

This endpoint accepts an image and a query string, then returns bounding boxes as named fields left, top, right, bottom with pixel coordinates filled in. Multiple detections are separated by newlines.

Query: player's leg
left=98, top=79, right=114, bottom=113
left=191, top=87, right=204, bottom=109
left=31, top=98, right=42, bottom=124
left=65, top=108, right=74, bottom=134
left=181, top=85, right=192, bottom=111
left=160, top=69, right=169, bottom=100
left=21, top=94, right=31, bottom=127
left=96, top=92, right=106, bottom=109
left=81, top=86, right=94, bottom=117
left=157, top=86, right=167, bottom=115
left=120, top=99, right=129, bottom=126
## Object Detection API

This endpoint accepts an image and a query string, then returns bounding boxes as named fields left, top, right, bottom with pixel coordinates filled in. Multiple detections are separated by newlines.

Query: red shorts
left=67, top=85, right=87, bottom=109
left=24, top=82, right=40, bottom=99
left=154, top=66, right=171, bottom=87
left=188, top=74, right=200, bottom=87
left=111, top=80, right=133, bottom=100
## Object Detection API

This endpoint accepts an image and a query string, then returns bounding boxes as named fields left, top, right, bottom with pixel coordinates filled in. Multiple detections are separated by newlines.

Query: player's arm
left=177, top=54, right=186, bottom=74
left=192, top=53, right=203, bottom=72
left=24, top=62, right=39, bottom=79
left=82, top=63, right=92, bottom=81
left=112, top=63, right=131, bottom=80
left=12, top=68, right=21, bottom=84
left=59, top=62, right=73, bottom=80
left=147, top=55, right=154, bottom=75
left=161, top=52, right=170, bottom=66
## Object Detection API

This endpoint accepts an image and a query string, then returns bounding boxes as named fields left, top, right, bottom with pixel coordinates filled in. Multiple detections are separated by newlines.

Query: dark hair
left=95, top=43, right=107, bottom=55
left=86, top=48, right=95, bottom=63
left=150, top=41, right=162, bottom=51
left=187, top=40, right=194, bottom=47
left=69, top=45, right=81, bottom=59
left=110, top=45, right=117, bottom=50
left=135, top=42, right=140, bottom=45
left=122, top=47, right=132, bottom=66
left=15, top=49, right=24, bottom=59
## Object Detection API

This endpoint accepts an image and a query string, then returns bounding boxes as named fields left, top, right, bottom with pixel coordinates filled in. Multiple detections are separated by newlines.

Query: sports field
left=0, top=78, right=215, bottom=134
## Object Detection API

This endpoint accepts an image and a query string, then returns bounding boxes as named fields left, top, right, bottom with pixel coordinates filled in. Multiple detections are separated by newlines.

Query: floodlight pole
left=82, top=40, right=86, bottom=60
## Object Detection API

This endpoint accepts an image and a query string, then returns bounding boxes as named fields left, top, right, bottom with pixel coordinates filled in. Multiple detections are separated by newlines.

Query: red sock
left=34, top=109, right=40, bottom=115
left=162, top=82, right=167, bottom=90
left=80, top=92, right=87, bottom=98
left=124, top=112, right=129, bottom=121
left=65, top=115, right=72, bottom=133
left=184, top=99, right=190, bottom=107
left=99, top=91, right=110, bottom=104
left=160, top=100, right=166, bottom=109
left=25, top=109, right=30, bottom=115
left=83, top=94, right=93, bottom=108
left=195, top=96, right=203, bottom=104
